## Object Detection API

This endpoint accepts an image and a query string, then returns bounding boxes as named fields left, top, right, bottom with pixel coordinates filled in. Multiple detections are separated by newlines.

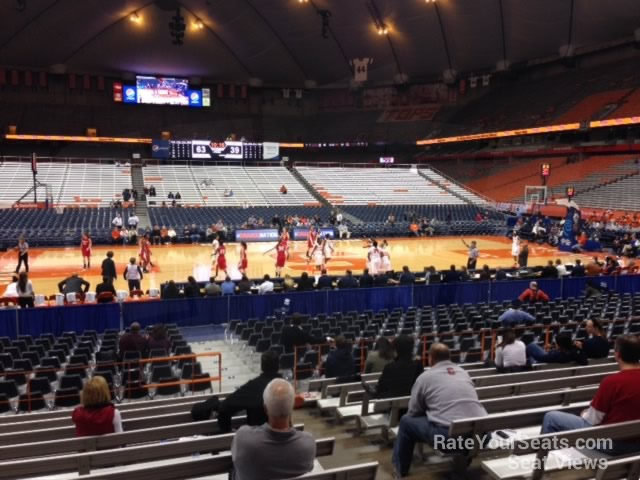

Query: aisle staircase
left=131, top=165, right=150, bottom=230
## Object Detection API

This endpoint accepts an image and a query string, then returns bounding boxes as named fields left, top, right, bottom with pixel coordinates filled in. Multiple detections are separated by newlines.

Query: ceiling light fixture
left=193, top=19, right=204, bottom=30
left=129, top=12, right=141, bottom=23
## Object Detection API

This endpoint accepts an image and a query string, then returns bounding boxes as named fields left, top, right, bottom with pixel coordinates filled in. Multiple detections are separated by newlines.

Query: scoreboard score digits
left=164, top=140, right=280, bottom=160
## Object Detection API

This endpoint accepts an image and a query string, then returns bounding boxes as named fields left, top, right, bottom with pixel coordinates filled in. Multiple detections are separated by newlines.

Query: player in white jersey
left=511, top=234, right=521, bottom=263
left=211, top=234, right=220, bottom=268
left=380, top=239, right=392, bottom=273
left=322, top=234, right=334, bottom=266
left=367, top=240, right=381, bottom=275
left=310, top=237, right=325, bottom=272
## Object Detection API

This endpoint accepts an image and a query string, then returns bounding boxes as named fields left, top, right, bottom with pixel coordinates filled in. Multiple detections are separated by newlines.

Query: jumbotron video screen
left=136, top=75, right=189, bottom=106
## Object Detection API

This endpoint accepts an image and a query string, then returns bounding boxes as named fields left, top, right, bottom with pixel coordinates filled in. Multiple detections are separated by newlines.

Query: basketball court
left=0, top=236, right=589, bottom=296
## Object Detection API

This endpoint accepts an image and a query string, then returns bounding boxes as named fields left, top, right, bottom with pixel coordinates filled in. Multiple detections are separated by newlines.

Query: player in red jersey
left=306, top=227, right=317, bottom=260
left=215, top=241, right=228, bottom=278
left=264, top=240, right=287, bottom=277
left=238, top=241, right=248, bottom=274
left=139, top=234, right=154, bottom=273
left=80, top=232, right=92, bottom=269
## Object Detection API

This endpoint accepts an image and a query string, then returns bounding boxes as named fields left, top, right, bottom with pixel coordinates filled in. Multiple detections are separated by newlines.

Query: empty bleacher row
left=0, top=160, right=131, bottom=207
left=295, top=166, right=468, bottom=206
left=0, top=325, right=215, bottom=415
left=143, top=164, right=316, bottom=207
left=0, top=207, right=133, bottom=246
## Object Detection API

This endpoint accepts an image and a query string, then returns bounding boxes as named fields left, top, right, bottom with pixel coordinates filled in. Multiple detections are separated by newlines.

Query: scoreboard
left=162, top=140, right=280, bottom=160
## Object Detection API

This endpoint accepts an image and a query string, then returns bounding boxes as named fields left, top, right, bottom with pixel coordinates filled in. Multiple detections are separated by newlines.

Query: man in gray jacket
left=392, top=343, right=487, bottom=477
left=231, top=378, right=316, bottom=479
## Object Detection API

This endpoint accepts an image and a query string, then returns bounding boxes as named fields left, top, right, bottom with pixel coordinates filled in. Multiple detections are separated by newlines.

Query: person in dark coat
left=216, top=351, right=282, bottom=432
left=337, top=270, right=358, bottom=289
left=101, top=251, right=117, bottom=284
left=280, top=314, right=327, bottom=354
left=375, top=335, right=423, bottom=399
left=296, top=272, right=315, bottom=292
left=146, top=324, right=172, bottom=354
left=316, top=269, right=333, bottom=290
left=571, top=259, right=586, bottom=277
left=162, top=280, right=181, bottom=299
left=359, top=268, right=374, bottom=288
left=518, top=244, right=529, bottom=268
left=323, top=336, right=356, bottom=381
left=96, top=277, right=116, bottom=302
left=118, top=322, right=147, bottom=360
left=183, top=276, right=201, bottom=297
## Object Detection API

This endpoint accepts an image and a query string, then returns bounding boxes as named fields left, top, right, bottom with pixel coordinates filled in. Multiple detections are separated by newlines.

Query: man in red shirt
left=541, top=334, right=640, bottom=455
left=518, top=281, right=550, bottom=303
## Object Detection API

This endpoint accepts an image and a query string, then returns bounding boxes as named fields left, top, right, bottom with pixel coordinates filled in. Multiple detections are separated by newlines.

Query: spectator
left=392, top=343, right=487, bottom=477
left=231, top=379, right=315, bottom=480
left=575, top=319, right=609, bottom=359
left=122, top=258, right=143, bottom=293
left=118, top=322, right=147, bottom=360
left=518, top=281, right=549, bottom=303
left=279, top=185, right=288, bottom=194
left=168, top=192, right=174, bottom=200
left=375, top=335, right=423, bottom=399
left=540, top=335, right=640, bottom=455
left=374, top=272, right=389, bottom=287
left=184, top=276, right=201, bottom=297
left=151, top=225, right=162, bottom=245
left=101, top=251, right=117, bottom=284
left=337, top=270, right=358, bottom=289
left=258, top=274, right=274, bottom=294
left=398, top=266, right=416, bottom=285
left=495, top=329, right=527, bottom=372
left=586, top=257, right=603, bottom=276
left=2, top=275, right=18, bottom=297
left=96, top=276, right=117, bottom=302
left=359, top=268, right=374, bottom=288
left=280, top=313, right=328, bottom=354
left=72, top=376, right=122, bottom=437
left=459, top=265, right=470, bottom=282
left=58, top=272, right=90, bottom=296
left=128, top=213, right=139, bottom=229
left=555, top=259, right=569, bottom=277
left=221, top=276, right=236, bottom=295
left=127, top=227, right=137, bottom=245
left=296, top=272, right=315, bottom=292
left=146, top=324, right=172, bottom=353
left=316, top=269, right=333, bottom=289
left=499, top=299, right=535, bottom=327
left=526, top=331, right=588, bottom=365
left=16, top=272, right=34, bottom=308
left=283, top=274, right=295, bottom=291
left=443, top=265, right=461, bottom=283
left=192, top=351, right=283, bottom=432
left=112, top=213, right=123, bottom=230
left=478, top=264, right=492, bottom=281
left=189, top=224, right=200, bottom=244
left=162, top=280, right=181, bottom=299
left=204, top=277, right=221, bottom=297
left=540, top=260, right=559, bottom=278
left=364, top=337, right=395, bottom=374
left=149, top=185, right=156, bottom=197
left=237, top=275, right=252, bottom=294
left=182, top=225, right=191, bottom=243
left=495, top=269, right=508, bottom=281
left=167, top=226, right=177, bottom=244
left=175, top=192, right=181, bottom=200
left=337, top=223, right=351, bottom=239
left=324, top=336, right=356, bottom=381
left=571, top=259, right=585, bottom=277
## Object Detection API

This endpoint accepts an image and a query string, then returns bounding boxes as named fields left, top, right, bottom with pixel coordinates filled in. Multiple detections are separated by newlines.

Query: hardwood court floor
left=0, top=236, right=590, bottom=297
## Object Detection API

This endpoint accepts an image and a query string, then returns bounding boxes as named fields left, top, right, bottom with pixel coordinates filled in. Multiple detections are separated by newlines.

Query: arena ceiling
left=0, top=0, right=639, bottom=87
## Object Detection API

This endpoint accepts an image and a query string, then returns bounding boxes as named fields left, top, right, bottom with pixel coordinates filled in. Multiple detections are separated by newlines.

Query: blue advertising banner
left=151, top=140, right=170, bottom=159
left=292, top=228, right=336, bottom=241
left=235, top=229, right=280, bottom=242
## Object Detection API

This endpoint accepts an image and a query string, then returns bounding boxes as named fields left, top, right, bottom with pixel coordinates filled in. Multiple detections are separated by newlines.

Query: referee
left=461, top=237, right=479, bottom=270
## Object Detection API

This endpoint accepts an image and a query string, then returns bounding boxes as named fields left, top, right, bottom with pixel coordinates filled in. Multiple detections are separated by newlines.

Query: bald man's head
left=429, top=343, right=450, bottom=366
